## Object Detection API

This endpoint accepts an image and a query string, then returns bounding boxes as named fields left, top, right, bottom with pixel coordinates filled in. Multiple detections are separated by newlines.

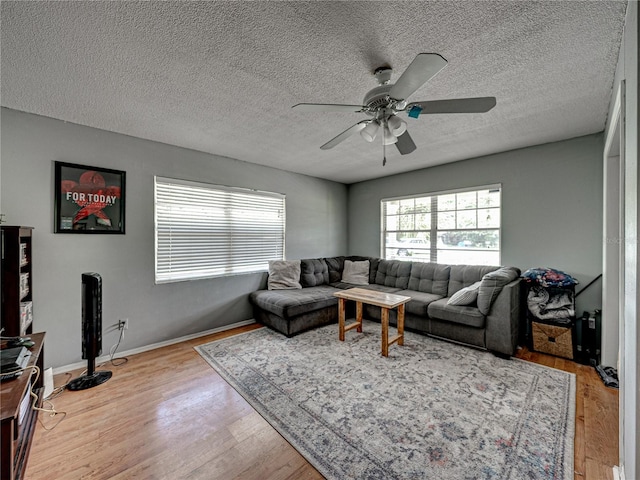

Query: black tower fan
left=67, top=273, right=112, bottom=390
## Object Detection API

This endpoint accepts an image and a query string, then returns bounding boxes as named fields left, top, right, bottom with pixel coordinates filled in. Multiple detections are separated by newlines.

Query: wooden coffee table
left=334, top=287, right=412, bottom=357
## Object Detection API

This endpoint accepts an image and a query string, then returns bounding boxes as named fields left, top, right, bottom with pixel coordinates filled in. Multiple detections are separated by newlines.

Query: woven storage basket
left=531, top=321, right=574, bottom=359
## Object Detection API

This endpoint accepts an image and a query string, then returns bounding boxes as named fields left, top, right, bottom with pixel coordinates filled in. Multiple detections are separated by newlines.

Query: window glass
left=382, top=186, right=501, bottom=265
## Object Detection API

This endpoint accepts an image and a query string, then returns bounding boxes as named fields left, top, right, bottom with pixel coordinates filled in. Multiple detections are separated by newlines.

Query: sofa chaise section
left=249, top=285, right=340, bottom=337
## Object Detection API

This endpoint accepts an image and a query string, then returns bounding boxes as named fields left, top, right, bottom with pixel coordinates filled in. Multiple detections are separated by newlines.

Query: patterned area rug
left=196, top=322, right=575, bottom=480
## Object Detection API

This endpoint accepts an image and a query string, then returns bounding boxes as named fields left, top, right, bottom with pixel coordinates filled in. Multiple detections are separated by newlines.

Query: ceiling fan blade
left=407, top=97, right=497, bottom=114
left=292, top=103, right=364, bottom=113
left=395, top=130, right=417, bottom=155
left=389, top=53, right=448, bottom=101
left=320, top=121, right=368, bottom=150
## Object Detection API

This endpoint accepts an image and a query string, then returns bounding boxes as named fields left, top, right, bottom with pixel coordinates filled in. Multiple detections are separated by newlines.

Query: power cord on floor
left=107, top=324, right=128, bottom=367
left=19, top=365, right=67, bottom=431
left=46, top=326, right=129, bottom=396
left=46, top=372, right=72, bottom=401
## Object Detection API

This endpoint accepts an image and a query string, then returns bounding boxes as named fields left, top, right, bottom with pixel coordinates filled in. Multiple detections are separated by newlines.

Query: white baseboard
left=52, top=319, right=256, bottom=375
left=613, top=465, right=624, bottom=480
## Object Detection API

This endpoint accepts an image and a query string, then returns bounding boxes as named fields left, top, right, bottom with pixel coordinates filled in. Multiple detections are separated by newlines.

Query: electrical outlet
left=118, top=318, right=129, bottom=330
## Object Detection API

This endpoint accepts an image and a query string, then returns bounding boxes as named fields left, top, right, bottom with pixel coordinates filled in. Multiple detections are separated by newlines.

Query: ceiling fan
left=292, top=53, right=496, bottom=165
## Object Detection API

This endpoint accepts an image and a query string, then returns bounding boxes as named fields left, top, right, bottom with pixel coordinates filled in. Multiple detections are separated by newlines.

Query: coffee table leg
left=338, top=297, right=346, bottom=341
left=356, top=301, right=363, bottom=332
left=397, top=303, right=405, bottom=346
left=381, top=307, right=389, bottom=357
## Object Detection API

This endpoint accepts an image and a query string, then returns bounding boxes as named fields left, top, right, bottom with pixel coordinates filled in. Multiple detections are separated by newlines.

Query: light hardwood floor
left=26, top=325, right=618, bottom=480
left=515, top=346, right=619, bottom=480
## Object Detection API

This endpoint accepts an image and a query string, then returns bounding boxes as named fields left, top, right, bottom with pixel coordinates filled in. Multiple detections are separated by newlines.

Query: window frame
left=381, top=184, right=501, bottom=266
left=154, top=176, right=286, bottom=284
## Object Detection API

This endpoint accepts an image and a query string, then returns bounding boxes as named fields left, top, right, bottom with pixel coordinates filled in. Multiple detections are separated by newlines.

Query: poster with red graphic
left=54, top=162, right=126, bottom=233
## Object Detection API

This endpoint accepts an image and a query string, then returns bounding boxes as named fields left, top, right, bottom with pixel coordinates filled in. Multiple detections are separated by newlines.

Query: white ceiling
left=0, top=1, right=627, bottom=184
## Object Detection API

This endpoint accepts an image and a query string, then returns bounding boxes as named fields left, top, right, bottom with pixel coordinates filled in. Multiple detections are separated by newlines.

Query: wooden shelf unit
left=1, top=332, right=45, bottom=480
left=1, top=226, right=34, bottom=337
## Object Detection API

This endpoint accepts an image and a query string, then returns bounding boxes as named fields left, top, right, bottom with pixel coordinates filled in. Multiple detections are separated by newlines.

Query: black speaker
left=575, top=310, right=601, bottom=366
left=67, top=273, right=112, bottom=391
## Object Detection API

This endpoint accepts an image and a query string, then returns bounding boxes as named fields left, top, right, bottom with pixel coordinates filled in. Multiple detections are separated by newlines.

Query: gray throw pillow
left=342, top=260, right=370, bottom=285
left=268, top=260, right=302, bottom=290
left=447, top=281, right=481, bottom=306
left=477, top=267, right=520, bottom=314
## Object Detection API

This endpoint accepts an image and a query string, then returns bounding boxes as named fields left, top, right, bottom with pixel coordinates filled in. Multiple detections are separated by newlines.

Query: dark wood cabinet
left=1, top=332, right=45, bottom=480
left=1, top=226, right=34, bottom=336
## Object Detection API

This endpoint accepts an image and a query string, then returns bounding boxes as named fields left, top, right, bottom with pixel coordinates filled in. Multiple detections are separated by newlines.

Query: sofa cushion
left=267, top=260, right=302, bottom=290
left=447, top=265, right=499, bottom=297
left=326, top=256, right=379, bottom=284
left=368, top=257, right=381, bottom=283
left=300, top=258, right=329, bottom=287
left=447, top=281, right=481, bottom=306
left=342, top=260, right=370, bottom=285
left=427, top=298, right=486, bottom=328
left=348, top=256, right=380, bottom=284
left=477, top=267, right=521, bottom=315
left=397, top=290, right=442, bottom=316
left=407, top=263, right=450, bottom=296
left=374, top=260, right=411, bottom=289
left=250, top=285, right=339, bottom=319
left=324, top=256, right=346, bottom=283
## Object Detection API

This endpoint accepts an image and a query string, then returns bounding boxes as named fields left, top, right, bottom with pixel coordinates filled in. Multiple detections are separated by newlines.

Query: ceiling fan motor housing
left=363, top=85, right=396, bottom=114
left=363, top=84, right=407, bottom=120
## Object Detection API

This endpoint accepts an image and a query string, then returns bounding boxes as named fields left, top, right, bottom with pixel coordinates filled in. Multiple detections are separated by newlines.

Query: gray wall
left=347, top=134, right=604, bottom=315
left=0, top=108, right=348, bottom=368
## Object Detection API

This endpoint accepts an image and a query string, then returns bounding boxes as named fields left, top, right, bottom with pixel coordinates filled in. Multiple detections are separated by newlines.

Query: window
left=381, top=185, right=500, bottom=266
left=155, top=177, right=285, bottom=283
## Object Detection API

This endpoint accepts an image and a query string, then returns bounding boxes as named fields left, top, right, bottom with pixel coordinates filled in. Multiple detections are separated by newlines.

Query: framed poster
left=54, top=161, right=126, bottom=234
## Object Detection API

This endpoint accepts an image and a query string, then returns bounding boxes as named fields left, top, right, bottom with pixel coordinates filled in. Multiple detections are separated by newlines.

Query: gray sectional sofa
left=249, top=256, right=521, bottom=356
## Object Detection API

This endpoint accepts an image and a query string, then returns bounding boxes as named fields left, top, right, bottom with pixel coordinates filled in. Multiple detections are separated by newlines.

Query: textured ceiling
left=0, top=1, right=627, bottom=184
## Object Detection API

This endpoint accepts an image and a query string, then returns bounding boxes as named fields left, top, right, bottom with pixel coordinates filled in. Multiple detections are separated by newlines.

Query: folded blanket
left=527, top=286, right=574, bottom=322
left=522, top=267, right=578, bottom=288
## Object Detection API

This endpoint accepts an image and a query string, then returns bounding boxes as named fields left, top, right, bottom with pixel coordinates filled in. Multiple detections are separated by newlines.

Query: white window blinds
left=155, top=176, right=285, bottom=283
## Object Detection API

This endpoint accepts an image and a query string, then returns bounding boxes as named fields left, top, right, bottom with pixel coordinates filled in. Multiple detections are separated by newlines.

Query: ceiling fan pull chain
left=380, top=118, right=387, bottom=167
left=382, top=127, right=387, bottom=166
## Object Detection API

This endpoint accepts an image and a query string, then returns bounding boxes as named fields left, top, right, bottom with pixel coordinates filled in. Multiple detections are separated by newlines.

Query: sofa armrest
left=485, top=278, right=521, bottom=356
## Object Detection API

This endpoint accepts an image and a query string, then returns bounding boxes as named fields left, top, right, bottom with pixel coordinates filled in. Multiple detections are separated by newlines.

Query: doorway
left=602, top=80, right=624, bottom=477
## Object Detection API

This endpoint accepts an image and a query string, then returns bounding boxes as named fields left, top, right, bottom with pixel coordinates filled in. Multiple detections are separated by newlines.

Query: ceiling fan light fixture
left=387, top=115, right=407, bottom=136
left=383, top=126, right=398, bottom=145
left=360, top=120, right=380, bottom=142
